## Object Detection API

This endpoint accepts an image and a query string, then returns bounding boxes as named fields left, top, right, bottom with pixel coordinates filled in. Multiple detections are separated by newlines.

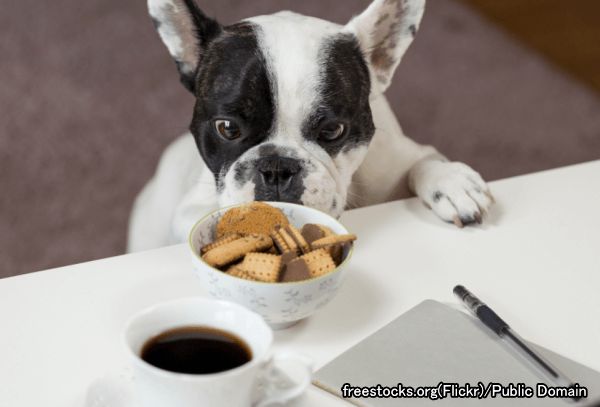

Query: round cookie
left=300, top=223, right=334, bottom=245
left=216, top=202, right=290, bottom=238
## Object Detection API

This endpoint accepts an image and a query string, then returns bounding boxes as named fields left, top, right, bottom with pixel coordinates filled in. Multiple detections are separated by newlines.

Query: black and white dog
left=128, top=0, right=493, bottom=252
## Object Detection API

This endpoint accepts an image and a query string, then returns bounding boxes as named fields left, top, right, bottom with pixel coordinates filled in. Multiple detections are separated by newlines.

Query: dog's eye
left=319, top=122, right=346, bottom=142
left=214, top=119, right=241, bottom=140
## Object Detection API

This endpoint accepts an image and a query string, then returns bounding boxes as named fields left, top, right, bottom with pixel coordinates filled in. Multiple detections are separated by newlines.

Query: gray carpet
left=1, top=0, right=599, bottom=278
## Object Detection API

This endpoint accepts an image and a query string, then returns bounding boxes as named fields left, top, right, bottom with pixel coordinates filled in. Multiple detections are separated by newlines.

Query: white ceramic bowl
left=188, top=202, right=353, bottom=329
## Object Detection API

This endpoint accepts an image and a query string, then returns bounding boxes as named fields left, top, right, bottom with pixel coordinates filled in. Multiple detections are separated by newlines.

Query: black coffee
left=141, top=326, right=252, bottom=374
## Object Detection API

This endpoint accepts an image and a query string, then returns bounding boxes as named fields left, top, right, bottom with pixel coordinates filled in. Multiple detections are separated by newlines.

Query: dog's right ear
left=148, top=0, right=221, bottom=93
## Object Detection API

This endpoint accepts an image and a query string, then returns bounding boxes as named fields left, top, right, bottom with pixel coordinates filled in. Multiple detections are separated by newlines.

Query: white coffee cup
left=123, top=297, right=312, bottom=407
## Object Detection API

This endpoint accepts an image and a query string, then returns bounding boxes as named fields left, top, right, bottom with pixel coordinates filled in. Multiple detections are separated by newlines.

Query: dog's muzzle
left=254, top=156, right=304, bottom=203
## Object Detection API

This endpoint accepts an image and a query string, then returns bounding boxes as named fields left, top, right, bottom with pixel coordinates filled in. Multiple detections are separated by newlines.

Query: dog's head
left=148, top=0, right=424, bottom=217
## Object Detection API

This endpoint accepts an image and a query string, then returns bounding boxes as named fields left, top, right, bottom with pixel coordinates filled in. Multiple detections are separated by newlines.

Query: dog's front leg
left=408, top=155, right=494, bottom=227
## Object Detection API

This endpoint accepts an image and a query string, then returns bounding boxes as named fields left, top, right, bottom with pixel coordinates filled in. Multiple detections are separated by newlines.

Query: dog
left=128, top=0, right=494, bottom=252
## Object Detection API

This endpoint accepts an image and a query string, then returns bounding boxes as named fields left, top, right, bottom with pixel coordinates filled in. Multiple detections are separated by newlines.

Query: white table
left=1, top=161, right=599, bottom=407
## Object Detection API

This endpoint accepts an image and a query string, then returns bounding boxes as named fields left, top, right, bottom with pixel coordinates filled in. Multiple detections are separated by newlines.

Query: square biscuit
left=301, top=248, right=336, bottom=278
left=239, top=252, right=282, bottom=283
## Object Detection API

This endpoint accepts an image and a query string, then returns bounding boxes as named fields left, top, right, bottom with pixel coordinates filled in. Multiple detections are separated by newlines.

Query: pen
left=453, top=285, right=581, bottom=402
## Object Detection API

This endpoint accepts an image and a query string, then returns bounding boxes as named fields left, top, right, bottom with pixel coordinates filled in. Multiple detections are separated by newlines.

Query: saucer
left=85, top=365, right=307, bottom=407
left=85, top=368, right=135, bottom=407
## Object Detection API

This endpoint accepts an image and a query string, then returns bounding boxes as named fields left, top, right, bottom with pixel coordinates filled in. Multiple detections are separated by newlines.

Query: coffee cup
left=123, top=297, right=312, bottom=407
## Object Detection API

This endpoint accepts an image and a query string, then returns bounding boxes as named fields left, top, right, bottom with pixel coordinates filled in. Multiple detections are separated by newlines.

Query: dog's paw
left=411, top=160, right=494, bottom=227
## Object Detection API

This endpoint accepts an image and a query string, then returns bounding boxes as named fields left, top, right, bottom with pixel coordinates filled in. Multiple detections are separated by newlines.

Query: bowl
left=188, top=202, right=354, bottom=329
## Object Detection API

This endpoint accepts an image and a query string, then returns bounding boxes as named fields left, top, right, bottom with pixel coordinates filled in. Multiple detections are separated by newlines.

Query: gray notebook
left=314, top=300, right=600, bottom=406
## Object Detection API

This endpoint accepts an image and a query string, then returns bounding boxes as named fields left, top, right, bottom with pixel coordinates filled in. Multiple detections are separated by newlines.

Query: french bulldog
left=128, top=0, right=494, bottom=252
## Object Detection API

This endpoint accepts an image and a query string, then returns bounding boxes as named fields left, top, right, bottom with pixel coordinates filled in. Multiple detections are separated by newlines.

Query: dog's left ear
left=148, top=0, right=222, bottom=93
left=345, top=0, right=425, bottom=92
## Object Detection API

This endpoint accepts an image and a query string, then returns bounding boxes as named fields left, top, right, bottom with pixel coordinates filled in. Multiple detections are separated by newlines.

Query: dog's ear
left=345, top=0, right=425, bottom=92
left=148, top=0, right=221, bottom=93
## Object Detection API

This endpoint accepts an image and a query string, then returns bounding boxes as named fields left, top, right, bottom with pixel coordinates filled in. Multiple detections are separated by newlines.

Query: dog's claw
left=414, top=160, right=493, bottom=228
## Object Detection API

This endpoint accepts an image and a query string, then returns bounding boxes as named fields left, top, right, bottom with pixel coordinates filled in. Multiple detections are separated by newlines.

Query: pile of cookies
left=201, top=202, right=356, bottom=283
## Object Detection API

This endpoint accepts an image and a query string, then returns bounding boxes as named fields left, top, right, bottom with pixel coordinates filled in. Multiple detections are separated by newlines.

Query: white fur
left=128, top=134, right=217, bottom=251
left=218, top=148, right=260, bottom=208
left=409, top=159, right=493, bottom=226
left=248, top=12, right=340, bottom=147
left=128, top=0, right=493, bottom=252
left=147, top=0, right=198, bottom=76
left=148, top=0, right=184, bottom=58
left=345, top=0, right=426, bottom=91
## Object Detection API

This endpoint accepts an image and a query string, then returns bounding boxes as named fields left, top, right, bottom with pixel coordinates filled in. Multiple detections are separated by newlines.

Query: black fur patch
left=303, top=33, right=375, bottom=157
left=409, top=24, right=417, bottom=37
left=176, top=0, right=222, bottom=93
left=189, top=22, right=275, bottom=186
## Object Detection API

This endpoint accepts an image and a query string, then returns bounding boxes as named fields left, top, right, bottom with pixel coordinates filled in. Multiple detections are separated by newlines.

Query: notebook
left=313, top=300, right=600, bottom=406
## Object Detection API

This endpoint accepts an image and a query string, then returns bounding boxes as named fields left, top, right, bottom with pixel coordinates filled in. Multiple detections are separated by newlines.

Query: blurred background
left=1, top=0, right=599, bottom=278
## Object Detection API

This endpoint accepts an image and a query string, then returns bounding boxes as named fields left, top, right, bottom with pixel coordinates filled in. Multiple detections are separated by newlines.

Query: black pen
left=453, top=285, right=581, bottom=402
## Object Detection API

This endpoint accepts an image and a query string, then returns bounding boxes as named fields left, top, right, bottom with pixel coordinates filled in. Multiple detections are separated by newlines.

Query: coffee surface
left=141, top=326, right=252, bottom=374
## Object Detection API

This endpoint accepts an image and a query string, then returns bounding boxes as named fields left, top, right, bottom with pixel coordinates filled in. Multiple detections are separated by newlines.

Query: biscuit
left=239, top=253, right=281, bottom=282
left=300, top=224, right=326, bottom=244
left=280, top=257, right=311, bottom=282
left=226, top=264, right=257, bottom=281
left=203, top=202, right=356, bottom=282
left=202, top=234, right=273, bottom=268
left=280, top=250, right=298, bottom=268
left=310, top=234, right=357, bottom=250
left=271, top=228, right=290, bottom=253
left=317, top=224, right=334, bottom=237
left=277, top=250, right=300, bottom=281
left=277, top=226, right=300, bottom=254
left=330, top=243, right=349, bottom=266
left=216, top=202, right=289, bottom=238
left=225, top=263, right=241, bottom=273
left=311, top=234, right=355, bottom=266
left=201, top=233, right=240, bottom=255
left=285, top=225, right=310, bottom=254
left=301, top=248, right=336, bottom=278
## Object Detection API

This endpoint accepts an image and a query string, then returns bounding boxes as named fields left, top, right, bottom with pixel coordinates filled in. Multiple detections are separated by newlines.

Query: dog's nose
left=257, top=156, right=301, bottom=194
